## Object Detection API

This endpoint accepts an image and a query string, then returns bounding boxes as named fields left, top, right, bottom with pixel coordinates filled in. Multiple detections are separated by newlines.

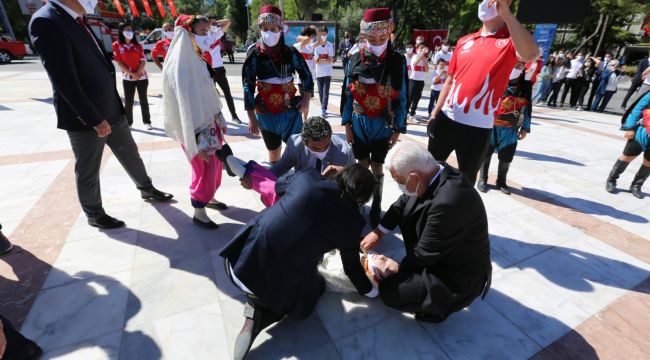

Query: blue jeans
left=591, top=91, right=615, bottom=112
left=317, top=76, right=331, bottom=111
left=532, top=79, right=551, bottom=103
left=428, top=89, right=441, bottom=115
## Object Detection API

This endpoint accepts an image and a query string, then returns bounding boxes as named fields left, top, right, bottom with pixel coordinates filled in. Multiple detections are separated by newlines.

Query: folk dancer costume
left=162, top=15, right=228, bottom=229
left=341, top=8, right=408, bottom=226
left=242, top=6, right=314, bottom=154
left=606, top=90, right=650, bottom=199
left=477, top=65, right=532, bottom=194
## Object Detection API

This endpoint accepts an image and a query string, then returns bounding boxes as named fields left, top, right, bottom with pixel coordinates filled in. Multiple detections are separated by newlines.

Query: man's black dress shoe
left=205, top=201, right=228, bottom=211
left=414, top=312, right=448, bottom=323
left=193, top=217, right=220, bottom=229
left=88, top=215, right=125, bottom=229
left=141, top=187, right=174, bottom=201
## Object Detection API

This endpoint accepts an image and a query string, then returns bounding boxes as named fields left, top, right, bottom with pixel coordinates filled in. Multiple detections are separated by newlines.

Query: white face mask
left=79, top=0, right=98, bottom=14
left=558, top=53, right=565, bottom=58
left=308, top=147, right=329, bottom=160
left=405, top=47, right=413, bottom=54
left=210, top=25, right=220, bottom=34
left=576, top=55, right=584, bottom=62
left=366, top=40, right=388, bottom=56
left=261, top=31, right=281, bottom=47
left=122, top=31, right=134, bottom=40
left=416, top=38, right=424, bottom=45
left=164, top=31, right=174, bottom=40
left=509, top=68, right=523, bottom=80
left=478, top=0, right=499, bottom=22
left=321, top=35, right=328, bottom=42
left=604, top=56, right=611, bottom=62
left=442, top=45, right=449, bottom=52
left=398, top=175, right=419, bottom=197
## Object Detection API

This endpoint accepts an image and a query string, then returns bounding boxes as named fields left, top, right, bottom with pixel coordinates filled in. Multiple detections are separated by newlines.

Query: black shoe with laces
left=141, top=187, right=174, bottom=201
left=88, top=215, right=125, bottom=229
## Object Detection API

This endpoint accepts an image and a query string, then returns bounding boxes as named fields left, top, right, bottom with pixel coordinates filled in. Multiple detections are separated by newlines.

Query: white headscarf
left=161, top=26, right=225, bottom=159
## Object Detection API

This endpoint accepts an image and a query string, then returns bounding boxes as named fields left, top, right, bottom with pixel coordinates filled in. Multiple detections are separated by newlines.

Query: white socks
left=194, top=208, right=213, bottom=223
left=226, top=156, right=247, bottom=178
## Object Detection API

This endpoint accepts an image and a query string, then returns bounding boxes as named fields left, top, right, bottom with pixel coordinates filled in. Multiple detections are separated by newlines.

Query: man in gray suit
left=29, top=0, right=173, bottom=229
left=229, top=116, right=355, bottom=207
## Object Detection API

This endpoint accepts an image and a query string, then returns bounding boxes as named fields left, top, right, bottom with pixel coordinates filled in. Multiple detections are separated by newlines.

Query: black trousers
left=560, top=78, right=577, bottom=106
left=1, top=314, right=33, bottom=357
left=577, top=82, right=591, bottom=108
left=427, top=112, right=491, bottom=184
left=547, top=80, right=563, bottom=106
left=317, top=76, right=331, bottom=111
left=67, top=119, right=152, bottom=218
left=587, top=78, right=600, bottom=109
left=213, top=66, right=238, bottom=119
left=486, top=142, right=518, bottom=163
left=621, top=80, right=643, bottom=108
left=122, top=79, right=150, bottom=125
left=407, top=80, right=425, bottom=116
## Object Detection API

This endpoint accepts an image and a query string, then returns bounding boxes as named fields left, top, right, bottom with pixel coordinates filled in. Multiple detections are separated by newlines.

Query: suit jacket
left=270, top=134, right=355, bottom=177
left=380, top=164, right=491, bottom=312
left=29, top=2, right=125, bottom=131
left=220, top=168, right=372, bottom=318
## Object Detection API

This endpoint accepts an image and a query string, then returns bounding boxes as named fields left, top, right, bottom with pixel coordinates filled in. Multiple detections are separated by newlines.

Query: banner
left=141, top=0, right=153, bottom=17
left=128, top=0, right=138, bottom=17
left=167, top=0, right=177, bottom=18
left=155, top=0, right=165, bottom=17
left=532, top=24, right=558, bottom=63
left=112, top=0, right=125, bottom=16
left=412, top=29, right=448, bottom=50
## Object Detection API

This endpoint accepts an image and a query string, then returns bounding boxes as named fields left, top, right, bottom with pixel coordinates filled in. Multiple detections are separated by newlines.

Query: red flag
left=166, top=0, right=177, bottom=18
left=412, top=29, right=449, bottom=50
left=142, top=0, right=153, bottom=17
left=155, top=0, right=165, bottom=17
left=128, top=0, right=139, bottom=17
left=113, top=0, right=125, bottom=16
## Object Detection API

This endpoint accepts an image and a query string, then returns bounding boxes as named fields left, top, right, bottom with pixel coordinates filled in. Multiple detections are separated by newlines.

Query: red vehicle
left=0, top=36, right=28, bottom=64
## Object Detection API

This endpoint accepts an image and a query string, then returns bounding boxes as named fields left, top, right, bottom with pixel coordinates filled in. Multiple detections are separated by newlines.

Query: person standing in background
left=433, top=39, right=453, bottom=64
left=428, top=59, right=447, bottom=118
left=576, top=58, right=597, bottom=110
left=152, top=22, right=174, bottom=71
left=30, top=0, right=173, bottom=229
left=587, top=52, right=612, bottom=109
left=404, top=40, right=415, bottom=107
left=314, top=26, right=334, bottom=117
left=547, top=58, right=568, bottom=107
left=621, top=51, right=649, bottom=109
left=533, top=57, right=554, bottom=104
left=294, top=25, right=318, bottom=107
left=198, top=15, right=242, bottom=124
left=339, top=31, right=354, bottom=74
left=592, top=60, right=621, bottom=113
left=559, top=51, right=584, bottom=108
left=407, top=43, right=429, bottom=120
left=113, top=23, right=151, bottom=129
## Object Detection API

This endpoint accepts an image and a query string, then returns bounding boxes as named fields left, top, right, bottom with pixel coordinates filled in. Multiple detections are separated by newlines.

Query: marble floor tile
left=41, top=234, right=137, bottom=289
left=43, top=330, right=123, bottom=360
left=420, top=298, right=541, bottom=360
left=20, top=270, right=132, bottom=352
left=124, top=255, right=221, bottom=327
left=334, top=315, right=448, bottom=360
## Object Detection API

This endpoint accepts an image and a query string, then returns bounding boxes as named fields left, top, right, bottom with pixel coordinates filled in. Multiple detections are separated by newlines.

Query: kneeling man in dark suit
left=220, top=164, right=378, bottom=359
left=361, top=141, right=492, bottom=323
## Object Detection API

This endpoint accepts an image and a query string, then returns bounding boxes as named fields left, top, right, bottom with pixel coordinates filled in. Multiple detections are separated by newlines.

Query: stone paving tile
left=2, top=68, right=650, bottom=360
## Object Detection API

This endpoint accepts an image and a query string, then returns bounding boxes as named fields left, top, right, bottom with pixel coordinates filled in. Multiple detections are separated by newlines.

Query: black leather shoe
left=205, top=201, right=228, bottom=211
left=476, top=179, right=488, bottom=193
left=193, top=217, right=220, bottom=229
left=415, top=312, right=448, bottom=323
left=141, top=187, right=174, bottom=201
left=233, top=117, right=243, bottom=125
left=3, top=339, right=43, bottom=360
left=88, top=215, right=125, bottom=229
left=497, top=183, right=512, bottom=195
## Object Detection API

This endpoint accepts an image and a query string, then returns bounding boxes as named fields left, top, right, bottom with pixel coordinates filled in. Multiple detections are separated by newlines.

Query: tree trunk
left=573, top=12, right=603, bottom=53
left=594, top=14, right=610, bottom=57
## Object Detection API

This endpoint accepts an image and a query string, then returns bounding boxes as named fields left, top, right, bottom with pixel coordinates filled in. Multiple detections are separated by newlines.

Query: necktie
left=76, top=17, right=100, bottom=50
left=315, top=158, right=322, bottom=172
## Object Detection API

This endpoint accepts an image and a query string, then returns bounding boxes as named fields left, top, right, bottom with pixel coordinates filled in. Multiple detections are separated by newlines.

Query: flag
left=166, top=0, right=177, bottom=18
left=142, top=0, right=153, bottom=17
left=155, top=0, right=165, bottom=17
left=128, top=0, right=138, bottom=17
left=113, top=0, right=125, bottom=16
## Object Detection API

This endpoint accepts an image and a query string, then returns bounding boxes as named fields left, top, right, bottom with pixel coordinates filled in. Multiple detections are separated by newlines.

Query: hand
left=489, top=0, right=514, bottom=19
left=624, top=130, right=636, bottom=140
left=518, top=129, right=528, bottom=140
left=345, top=124, right=354, bottom=145
left=361, top=230, right=382, bottom=252
left=429, top=109, right=439, bottom=122
left=94, top=120, right=112, bottom=137
left=130, top=71, right=140, bottom=80
left=197, top=150, right=210, bottom=163
left=299, top=93, right=311, bottom=115
left=389, top=132, right=400, bottom=148
left=240, top=174, right=252, bottom=189
left=248, top=118, right=260, bottom=136
left=322, top=165, right=344, bottom=177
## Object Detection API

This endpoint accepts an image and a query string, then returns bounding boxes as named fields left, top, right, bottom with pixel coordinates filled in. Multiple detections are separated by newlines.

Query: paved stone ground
left=0, top=58, right=649, bottom=360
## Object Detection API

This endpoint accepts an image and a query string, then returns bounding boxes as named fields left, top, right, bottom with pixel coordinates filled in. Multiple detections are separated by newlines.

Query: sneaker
left=321, top=109, right=327, bottom=117
left=575, top=106, right=582, bottom=111
left=146, top=124, right=154, bottom=130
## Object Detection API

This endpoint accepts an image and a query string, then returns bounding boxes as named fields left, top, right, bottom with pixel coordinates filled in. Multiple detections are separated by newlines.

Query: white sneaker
left=575, top=107, right=582, bottom=111
left=146, top=124, right=154, bottom=130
